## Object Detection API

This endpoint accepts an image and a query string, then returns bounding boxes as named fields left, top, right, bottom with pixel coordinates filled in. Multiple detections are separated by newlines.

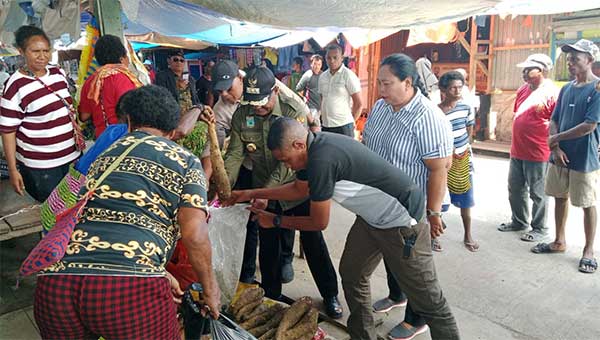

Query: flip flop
left=578, top=257, right=597, bottom=274
left=521, top=231, right=548, bottom=242
left=464, top=241, right=479, bottom=252
left=531, top=242, right=566, bottom=254
left=431, top=239, right=443, bottom=252
left=498, top=222, right=528, bottom=232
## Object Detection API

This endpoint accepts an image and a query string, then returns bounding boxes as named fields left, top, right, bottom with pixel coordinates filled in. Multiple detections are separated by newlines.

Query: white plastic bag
left=207, top=204, right=250, bottom=305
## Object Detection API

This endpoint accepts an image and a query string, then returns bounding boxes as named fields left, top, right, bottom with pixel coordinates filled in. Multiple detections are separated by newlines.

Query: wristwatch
left=272, top=215, right=282, bottom=228
left=426, top=209, right=442, bottom=217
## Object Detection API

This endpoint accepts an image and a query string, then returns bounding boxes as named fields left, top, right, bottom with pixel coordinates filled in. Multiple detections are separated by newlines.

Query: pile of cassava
left=230, top=287, right=319, bottom=340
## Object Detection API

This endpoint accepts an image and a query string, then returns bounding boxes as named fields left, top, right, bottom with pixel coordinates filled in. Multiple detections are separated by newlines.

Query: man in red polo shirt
left=498, top=54, right=559, bottom=242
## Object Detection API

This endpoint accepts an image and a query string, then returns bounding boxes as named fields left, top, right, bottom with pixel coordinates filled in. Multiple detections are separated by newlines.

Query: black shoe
left=324, top=296, right=343, bottom=319
left=281, top=262, right=294, bottom=284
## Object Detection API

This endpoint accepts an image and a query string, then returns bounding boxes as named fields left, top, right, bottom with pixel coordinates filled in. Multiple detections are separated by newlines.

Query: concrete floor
left=282, top=155, right=600, bottom=340
left=1, top=154, right=599, bottom=340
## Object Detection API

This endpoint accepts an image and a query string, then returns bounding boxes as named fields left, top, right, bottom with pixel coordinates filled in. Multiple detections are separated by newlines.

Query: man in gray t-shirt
left=225, top=118, right=460, bottom=340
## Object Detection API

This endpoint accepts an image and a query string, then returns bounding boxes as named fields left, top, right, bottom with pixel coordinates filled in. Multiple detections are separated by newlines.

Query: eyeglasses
left=172, top=57, right=185, bottom=63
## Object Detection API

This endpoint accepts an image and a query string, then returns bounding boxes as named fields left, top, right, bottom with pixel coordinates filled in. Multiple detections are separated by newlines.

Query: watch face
left=273, top=215, right=282, bottom=227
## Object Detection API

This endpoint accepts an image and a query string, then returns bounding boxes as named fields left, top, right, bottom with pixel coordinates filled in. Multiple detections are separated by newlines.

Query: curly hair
left=117, top=85, right=180, bottom=132
left=94, top=35, right=128, bottom=66
left=438, top=71, right=465, bottom=89
left=14, top=25, right=50, bottom=50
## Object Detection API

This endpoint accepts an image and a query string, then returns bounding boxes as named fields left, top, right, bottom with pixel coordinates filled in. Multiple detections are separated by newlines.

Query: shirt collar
left=386, top=88, right=424, bottom=114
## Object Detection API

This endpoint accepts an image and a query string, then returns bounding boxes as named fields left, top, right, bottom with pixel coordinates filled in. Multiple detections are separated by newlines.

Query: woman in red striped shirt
left=0, top=26, right=81, bottom=201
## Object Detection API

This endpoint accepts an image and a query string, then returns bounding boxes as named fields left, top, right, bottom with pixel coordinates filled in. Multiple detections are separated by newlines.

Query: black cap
left=241, top=66, right=276, bottom=106
left=169, top=50, right=184, bottom=58
left=212, top=60, right=239, bottom=92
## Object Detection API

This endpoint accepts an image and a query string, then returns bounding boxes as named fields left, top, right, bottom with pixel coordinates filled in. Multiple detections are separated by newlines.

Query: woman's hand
left=199, top=107, right=216, bottom=125
left=9, top=169, right=25, bottom=196
left=165, top=272, right=184, bottom=304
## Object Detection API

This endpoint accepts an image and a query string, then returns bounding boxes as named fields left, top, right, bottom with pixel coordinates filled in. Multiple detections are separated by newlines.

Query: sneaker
left=388, top=322, right=429, bottom=340
left=281, top=262, right=294, bottom=284
left=372, top=297, right=407, bottom=313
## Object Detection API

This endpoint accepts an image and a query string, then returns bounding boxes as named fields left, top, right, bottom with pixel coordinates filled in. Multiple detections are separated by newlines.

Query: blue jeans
left=508, top=158, right=549, bottom=233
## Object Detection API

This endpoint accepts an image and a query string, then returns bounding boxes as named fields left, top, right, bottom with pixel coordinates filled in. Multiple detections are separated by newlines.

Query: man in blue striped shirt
left=363, top=54, right=455, bottom=340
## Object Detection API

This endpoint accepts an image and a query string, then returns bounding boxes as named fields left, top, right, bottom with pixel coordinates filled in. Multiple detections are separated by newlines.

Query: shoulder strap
left=85, top=135, right=153, bottom=194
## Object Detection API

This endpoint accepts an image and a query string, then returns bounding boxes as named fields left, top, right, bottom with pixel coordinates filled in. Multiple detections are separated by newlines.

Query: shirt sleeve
left=296, top=71, right=310, bottom=92
left=78, top=79, right=93, bottom=115
left=179, top=156, right=208, bottom=212
left=0, top=82, right=24, bottom=133
left=306, top=157, right=336, bottom=201
left=416, top=109, right=454, bottom=160
left=223, top=109, right=245, bottom=187
left=584, top=81, right=600, bottom=123
left=345, top=70, right=361, bottom=95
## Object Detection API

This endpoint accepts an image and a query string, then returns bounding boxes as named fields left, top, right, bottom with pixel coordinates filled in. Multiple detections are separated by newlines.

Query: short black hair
left=326, top=44, right=343, bottom=55
left=310, top=54, right=323, bottom=63
left=293, top=57, right=303, bottom=67
left=14, top=25, right=50, bottom=50
left=438, top=71, right=465, bottom=89
left=117, top=85, right=180, bottom=132
left=95, top=35, right=127, bottom=66
left=267, top=117, right=304, bottom=151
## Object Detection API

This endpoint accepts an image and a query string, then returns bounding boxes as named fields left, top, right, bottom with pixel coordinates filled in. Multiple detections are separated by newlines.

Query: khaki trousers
left=339, top=217, right=460, bottom=340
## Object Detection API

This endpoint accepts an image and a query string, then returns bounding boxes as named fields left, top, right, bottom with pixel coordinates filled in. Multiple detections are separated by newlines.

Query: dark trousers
left=239, top=218, right=295, bottom=283
left=340, top=217, right=459, bottom=340
left=385, top=261, right=427, bottom=327
left=322, top=122, right=355, bottom=138
left=20, top=163, right=71, bottom=202
left=258, top=200, right=339, bottom=300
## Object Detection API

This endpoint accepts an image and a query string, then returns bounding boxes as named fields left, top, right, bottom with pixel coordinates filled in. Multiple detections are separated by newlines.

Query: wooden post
left=486, top=15, right=495, bottom=93
left=94, top=0, right=123, bottom=39
left=468, top=17, right=478, bottom=90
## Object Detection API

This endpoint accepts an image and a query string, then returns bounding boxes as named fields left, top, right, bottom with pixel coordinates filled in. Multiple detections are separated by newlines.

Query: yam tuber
left=242, top=303, right=270, bottom=322
left=275, top=297, right=312, bottom=340
left=283, top=308, right=318, bottom=340
left=235, top=299, right=263, bottom=322
left=249, top=309, right=287, bottom=337
left=207, top=116, right=231, bottom=201
left=258, top=328, right=277, bottom=340
left=240, top=303, right=285, bottom=330
left=231, top=287, right=264, bottom=315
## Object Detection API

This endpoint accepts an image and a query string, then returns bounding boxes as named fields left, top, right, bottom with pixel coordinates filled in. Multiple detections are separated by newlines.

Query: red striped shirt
left=0, top=66, right=80, bottom=169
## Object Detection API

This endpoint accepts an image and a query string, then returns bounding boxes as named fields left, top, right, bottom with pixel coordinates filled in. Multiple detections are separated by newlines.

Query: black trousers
left=322, top=122, right=355, bottom=138
left=254, top=200, right=339, bottom=300
left=20, top=163, right=70, bottom=202
left=385, top=260, right=427, bottom=327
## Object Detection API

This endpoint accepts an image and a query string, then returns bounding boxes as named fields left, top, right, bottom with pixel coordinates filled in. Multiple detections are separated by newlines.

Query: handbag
left=35, top=77, right=87, bottom=152
left=19, top=135, right=152, bottom=278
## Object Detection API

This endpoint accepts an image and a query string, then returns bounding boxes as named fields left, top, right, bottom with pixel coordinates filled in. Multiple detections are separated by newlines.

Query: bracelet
left=426, top=209, right=442, bottom=217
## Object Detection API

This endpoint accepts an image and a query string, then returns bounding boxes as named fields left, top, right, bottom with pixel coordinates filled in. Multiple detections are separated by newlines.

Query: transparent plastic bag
left=207, top=204, right=251, bottom=306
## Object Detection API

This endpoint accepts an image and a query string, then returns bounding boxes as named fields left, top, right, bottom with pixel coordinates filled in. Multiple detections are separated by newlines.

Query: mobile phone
left=182, top=73, right=189, bottom=81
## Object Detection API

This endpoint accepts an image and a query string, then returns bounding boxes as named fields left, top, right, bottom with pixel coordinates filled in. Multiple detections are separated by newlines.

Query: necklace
left=20, top=64, right=36, bottom=78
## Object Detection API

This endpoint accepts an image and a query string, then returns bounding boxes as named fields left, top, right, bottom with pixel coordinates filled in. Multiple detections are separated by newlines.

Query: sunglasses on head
left=172, top=57, right=185, bottom=63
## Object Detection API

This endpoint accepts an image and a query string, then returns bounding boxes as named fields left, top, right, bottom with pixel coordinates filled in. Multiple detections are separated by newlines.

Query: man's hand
left=221, top=190, right=253, bottom=207
left=247, top=207, right=277, bottom=228
left=309, top=125, right=321, bottom=133
left=553, top=147, right=570, bottom=167
left=427, top=215, right=444, bottom=238
left=251, top=198, right=268, bottom=210
left=199, top=107, right=216, bottom=125
left=165, top=272, right=184, bottom=304
left=9, top=169, right=24, bottom=196
left=548, top=134, right=560, bottom=150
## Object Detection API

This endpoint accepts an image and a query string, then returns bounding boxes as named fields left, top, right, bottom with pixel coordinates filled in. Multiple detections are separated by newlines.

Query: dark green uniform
left=224, top=93, right=307, bottom=210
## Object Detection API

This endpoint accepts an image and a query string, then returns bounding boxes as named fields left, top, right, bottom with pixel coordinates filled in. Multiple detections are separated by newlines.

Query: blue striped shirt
left=363, top=91, right=453, bottom=193
left=445, top=102, right=475, bottom=154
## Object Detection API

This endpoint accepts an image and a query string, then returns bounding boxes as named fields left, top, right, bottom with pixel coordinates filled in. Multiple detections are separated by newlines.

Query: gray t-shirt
left=296, top=132, right=425, bottom=228
left=296, top=70, right=321, bottom=111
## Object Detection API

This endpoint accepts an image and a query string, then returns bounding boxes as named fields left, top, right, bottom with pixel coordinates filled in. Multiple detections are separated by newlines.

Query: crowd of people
left=0, top=23, right=598, bottom=340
